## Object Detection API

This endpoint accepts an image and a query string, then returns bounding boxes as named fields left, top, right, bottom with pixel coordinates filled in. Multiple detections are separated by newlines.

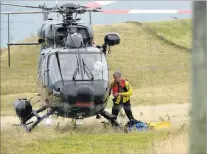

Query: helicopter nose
left=76, top=85, right=94, bottom=102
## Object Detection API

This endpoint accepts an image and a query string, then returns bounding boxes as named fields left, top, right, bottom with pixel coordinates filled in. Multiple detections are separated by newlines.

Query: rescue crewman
left=109, top=71, right=135, bottom=121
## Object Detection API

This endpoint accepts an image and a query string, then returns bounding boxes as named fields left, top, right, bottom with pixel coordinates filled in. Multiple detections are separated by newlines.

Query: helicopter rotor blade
left=1, top=2, right=52, bottom=10
left=83, top=1, right=117, bottom=25
left=1, top=11, right=50, bottom=15
left=99, top=9, right=192, bottom=14
left=1, top=10, right=60, bottom=15
left=84, top=1, right=117, bottom=9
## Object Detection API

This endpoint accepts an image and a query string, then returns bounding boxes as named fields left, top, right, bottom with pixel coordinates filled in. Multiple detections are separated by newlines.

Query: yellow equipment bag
left=147, top=121, right=171, bottom=130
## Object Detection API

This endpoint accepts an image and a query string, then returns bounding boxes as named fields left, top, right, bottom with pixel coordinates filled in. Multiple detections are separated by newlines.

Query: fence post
left=189, top=1, right=206, bottom=154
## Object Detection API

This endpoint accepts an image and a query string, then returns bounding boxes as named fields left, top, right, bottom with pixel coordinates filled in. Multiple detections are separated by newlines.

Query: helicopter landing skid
left=100, top=110, right=120, bottom=127
left=100, top=110, right=128, bottom=133
left=14, top=105, right=53, bottom=132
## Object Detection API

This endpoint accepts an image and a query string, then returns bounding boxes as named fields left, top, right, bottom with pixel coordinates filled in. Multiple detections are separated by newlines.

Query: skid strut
left=15, top=105, right=53, bottom=132
left=100, top=110, right=120, bottom=127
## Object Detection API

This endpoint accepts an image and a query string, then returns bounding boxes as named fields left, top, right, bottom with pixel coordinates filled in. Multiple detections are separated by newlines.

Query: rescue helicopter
left=1, top=1, right=123, bottom=132
left=1, top=1, right=192, bottom=132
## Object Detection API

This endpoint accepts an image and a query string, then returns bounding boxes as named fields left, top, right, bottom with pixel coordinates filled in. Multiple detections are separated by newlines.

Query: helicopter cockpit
left=42, top=47, right=109, bottom=106
left=37, top=32, right=120, bottom=89
left=46, top=48, right=108, bottom=91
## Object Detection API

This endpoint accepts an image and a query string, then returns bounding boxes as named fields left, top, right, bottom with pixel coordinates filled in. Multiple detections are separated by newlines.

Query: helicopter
left=1, top=1, right=192, bottom=132
left=1, top=1, right=123, bottom=132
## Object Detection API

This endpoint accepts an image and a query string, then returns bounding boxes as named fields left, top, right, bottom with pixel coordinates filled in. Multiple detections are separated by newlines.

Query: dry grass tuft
left=148, top=125, right=189, bottom=154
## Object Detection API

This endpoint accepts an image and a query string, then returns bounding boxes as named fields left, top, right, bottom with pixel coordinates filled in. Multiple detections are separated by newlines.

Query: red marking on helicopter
left=101, top=9, right=192, bottom=14
left=75, top=102, right=94, bottom=107
left=85, top=3, right=101, bottom=8
left=84, top=1, right=117, bottom=9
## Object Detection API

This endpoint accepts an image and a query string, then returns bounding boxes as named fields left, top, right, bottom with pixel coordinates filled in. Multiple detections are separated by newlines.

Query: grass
left=1, top=20, right=191, bottom=107
left=1, top=125, right=168, bottom=154
left=0, top=19, right=192, bottom=154
left=1, top=37, right=40, bottom=95
left=93, top=22, right=191, bottom=90
left=1, top=93, right=40, bottom=116
left=1, top=18, right=191, bottom=118
left=1, top=82, right=189, bottom=116
left=148, top=124, right=189, bottom=154
left=145, top=19, right=192, bottom=49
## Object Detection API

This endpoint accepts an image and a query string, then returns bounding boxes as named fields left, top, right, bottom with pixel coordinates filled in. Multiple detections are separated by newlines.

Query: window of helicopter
left=48, top=53, right=82, bottom=85
left=44, top=56, right=50, bottom=86
left=80, top=52, right=108, bottom=81
left=41, top=58, right=47, bottom=87
left=72, top=55, right=81, bottom=81
left=82, top=58, right=94, bottom=81
left=37, top=56, right=42, bottom=78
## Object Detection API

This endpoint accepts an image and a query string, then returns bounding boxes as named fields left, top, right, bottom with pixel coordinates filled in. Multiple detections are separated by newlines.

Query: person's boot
left=119, top=108, right=126, bottom=117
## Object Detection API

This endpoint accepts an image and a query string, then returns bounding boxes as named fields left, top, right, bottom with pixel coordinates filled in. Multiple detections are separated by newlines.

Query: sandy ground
left=1, top=103, right=190, bottom=154
left=1, top=103, right=190, bottom=130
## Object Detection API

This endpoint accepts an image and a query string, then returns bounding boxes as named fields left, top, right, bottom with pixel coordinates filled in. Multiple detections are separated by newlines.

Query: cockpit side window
left=48, top=53, right=82, bottom=85
left=41, top=58, right=46, bottom=86
left=80, top=53, right=108, bottom=81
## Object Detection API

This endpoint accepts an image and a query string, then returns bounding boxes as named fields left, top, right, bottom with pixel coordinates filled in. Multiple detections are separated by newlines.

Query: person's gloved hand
left=113, top=93, right=118, bottom=97
left=114, top=93, right=122, bottom=97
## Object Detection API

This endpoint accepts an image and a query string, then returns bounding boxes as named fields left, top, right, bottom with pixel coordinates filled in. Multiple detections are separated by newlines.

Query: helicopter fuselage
left=5, top=2, right=122, bottom=132
left=37, top=46, right=110, bottom=118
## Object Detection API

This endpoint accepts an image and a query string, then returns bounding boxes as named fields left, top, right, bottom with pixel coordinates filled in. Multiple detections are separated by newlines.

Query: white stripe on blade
left=95, top=1, right=117, bottom=6
left=128, top=10, right=178, bottom=14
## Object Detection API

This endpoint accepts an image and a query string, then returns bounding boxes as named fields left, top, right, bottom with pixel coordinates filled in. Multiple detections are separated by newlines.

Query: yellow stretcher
left=146, top=121, right=172, bottom=130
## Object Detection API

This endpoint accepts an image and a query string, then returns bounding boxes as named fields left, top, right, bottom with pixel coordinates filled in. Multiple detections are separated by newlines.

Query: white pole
left=189, top=1, right=207, bottom=154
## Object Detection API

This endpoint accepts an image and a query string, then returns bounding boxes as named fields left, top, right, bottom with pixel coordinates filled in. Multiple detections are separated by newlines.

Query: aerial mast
left=89, top=12, right=92, bottom=25
left=41, top=3, right=48, bottom=21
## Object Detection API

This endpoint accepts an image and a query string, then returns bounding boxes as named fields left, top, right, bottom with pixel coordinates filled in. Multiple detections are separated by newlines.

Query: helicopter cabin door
left=38, top=54, right=49, bottom=102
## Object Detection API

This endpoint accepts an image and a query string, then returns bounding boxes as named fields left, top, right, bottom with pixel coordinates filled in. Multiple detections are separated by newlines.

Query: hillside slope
left=146, top=19, right=192, bottom=49
left=1, top=21, right=191, bottom=96
left=0, top=20, right=192, bottom=154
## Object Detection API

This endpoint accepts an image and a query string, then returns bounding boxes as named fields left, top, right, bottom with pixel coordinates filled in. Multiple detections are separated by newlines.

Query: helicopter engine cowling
left=45, top=24, right=63, bottom=40
left=13, top=98, right=32, bottom=120
left=66, top=33, right=84, bottom=48
left=37, top=19, right=54, bottom=40
left=37, top=19, right=68, bottom=45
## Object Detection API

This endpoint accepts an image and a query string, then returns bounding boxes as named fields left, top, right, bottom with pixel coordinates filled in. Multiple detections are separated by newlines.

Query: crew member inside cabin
left=109, top=71, right=136, bottom=121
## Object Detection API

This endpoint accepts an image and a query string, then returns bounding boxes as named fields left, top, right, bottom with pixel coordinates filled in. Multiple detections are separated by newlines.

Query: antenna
left=89, top=12, right=92, bottom=25
left=55, top=0, right=60, bottom=20
left=56, top=0, right=59, bottom=9
left=42, top=3, right=48, bottom=21
left=8, top=14, right=10, bottom=67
